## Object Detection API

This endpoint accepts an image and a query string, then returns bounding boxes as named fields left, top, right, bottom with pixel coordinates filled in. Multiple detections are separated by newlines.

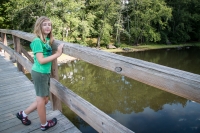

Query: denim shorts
left=31, top=70, right=50, bottom=97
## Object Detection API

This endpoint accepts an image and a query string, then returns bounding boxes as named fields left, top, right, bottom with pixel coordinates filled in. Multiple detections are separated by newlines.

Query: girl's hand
left=56, top=44, right=64, bottom=56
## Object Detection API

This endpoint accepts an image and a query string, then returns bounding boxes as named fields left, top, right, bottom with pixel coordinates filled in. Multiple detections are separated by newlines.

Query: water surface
left=58, top=46, right=200, bottom=133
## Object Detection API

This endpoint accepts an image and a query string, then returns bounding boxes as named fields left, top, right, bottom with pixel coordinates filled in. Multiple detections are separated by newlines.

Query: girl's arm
left=36, top=44, right=63, bottom=64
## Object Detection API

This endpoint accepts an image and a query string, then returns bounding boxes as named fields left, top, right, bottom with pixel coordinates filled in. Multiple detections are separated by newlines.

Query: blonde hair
left=33, top=16, right=54, bottom=45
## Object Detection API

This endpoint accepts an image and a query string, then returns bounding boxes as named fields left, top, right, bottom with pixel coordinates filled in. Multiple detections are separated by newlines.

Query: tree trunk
left=97, top=36, right=101, bottom=48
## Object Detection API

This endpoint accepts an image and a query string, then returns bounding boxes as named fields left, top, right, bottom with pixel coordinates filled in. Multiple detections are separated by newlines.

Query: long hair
left=33, top=16, right=54, bottom=45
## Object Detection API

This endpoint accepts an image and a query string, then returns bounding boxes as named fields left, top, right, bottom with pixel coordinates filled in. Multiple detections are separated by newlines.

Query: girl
left=16, top=16, right=63, bottom=131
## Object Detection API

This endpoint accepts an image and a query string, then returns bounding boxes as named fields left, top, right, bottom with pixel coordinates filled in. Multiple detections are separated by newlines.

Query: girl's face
left=42, top=20, right=52, bottom=37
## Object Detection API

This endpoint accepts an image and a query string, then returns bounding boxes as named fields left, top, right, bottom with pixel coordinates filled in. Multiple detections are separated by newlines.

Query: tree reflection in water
left=59, top=47, right=200, bottom=133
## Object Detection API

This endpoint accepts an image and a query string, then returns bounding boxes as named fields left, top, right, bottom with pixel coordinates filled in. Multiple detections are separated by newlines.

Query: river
left=58, top=46, right=200, bottom=133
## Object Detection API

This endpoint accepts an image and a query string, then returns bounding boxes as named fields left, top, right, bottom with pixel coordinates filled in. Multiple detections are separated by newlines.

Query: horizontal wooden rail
left=53, top=42, right=200, bottom=104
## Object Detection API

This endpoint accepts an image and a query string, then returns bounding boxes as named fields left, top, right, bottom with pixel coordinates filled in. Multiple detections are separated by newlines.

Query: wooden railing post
left=50, top=51, right=62, bottom=112
left=1, top=33, right=10, bottom=59
left=13, top=35, right=24, bottom=73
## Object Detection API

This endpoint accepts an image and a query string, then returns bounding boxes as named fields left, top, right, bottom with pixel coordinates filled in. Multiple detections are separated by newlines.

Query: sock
left=22, top=111, right=27, bottom=117
left=41, top=121, right=48, bottom=126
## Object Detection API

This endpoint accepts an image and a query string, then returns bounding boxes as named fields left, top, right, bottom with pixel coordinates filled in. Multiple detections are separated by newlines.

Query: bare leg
left=24, top=97, right=49, bottom=115
left=24, top=100, right=37, bottom=115
left=36, top=96, right=48, bottom=125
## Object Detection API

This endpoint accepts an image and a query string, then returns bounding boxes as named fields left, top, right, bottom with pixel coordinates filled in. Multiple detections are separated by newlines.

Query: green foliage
left=50, top=16, right=63, bottom=40
left=166, top=0, right=200, bottom=43
left=0, top=0, right=12, bottom=29
left=126, top=0, right=172, bottom=45
left=114, top=42, right=121, bottom=48
left=0, top=0, right=200, bottom=46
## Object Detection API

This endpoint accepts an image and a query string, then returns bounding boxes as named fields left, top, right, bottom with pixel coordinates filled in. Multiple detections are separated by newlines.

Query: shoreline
left=57, top=54, right=77, bottom=64
left=57, top=44, right=198, bottom=63
left=102, top=44, right=198, bottom=53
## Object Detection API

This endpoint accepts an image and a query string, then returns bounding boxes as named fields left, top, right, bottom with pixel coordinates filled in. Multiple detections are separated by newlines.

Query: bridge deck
left=0, top=55, right=81, bottom=133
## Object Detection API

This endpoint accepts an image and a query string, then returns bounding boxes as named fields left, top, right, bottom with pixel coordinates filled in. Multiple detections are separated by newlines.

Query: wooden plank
left=0, top=42, right=32, bottom=72
left=0, top=77, right=32, bottom=86
left=0, top=86, right=34, bottom=98
left=0, top=91, right=35, bottom=105
left=13, top=35, right=24, bottom=72
left=50, top=78, right=134, bottom=133
left=0, top=61, right=12, bottom=64
left=0, top=97, right=35, bottom=112
left=21, top=45, right=34, bottom=63
left=50, top=51, right=62, bottom=111
left=0, top=103, right=53, bottom=123
left=0, top=55, right=81, bottom=133
left=30, top=113, right=79, bottom=133
left=0, top=60, right=12, bottom=64
left=0, top=66, right=17, bottom=71
left=0, top=83, right=33, bottom=92
left=0, top=86, right=34, bottom=97
left=0, top=75, right=26, bottom=81
left=0, top=74, right=29, bottom=81
left=0, top=88, right=35, bottom=100
left=1, top=110, right=73, bottom=133
left=0, top=74, right=24, bottom=80
left=0, top=106, right=53, bottom=132
left=0, top=100, right=52, bottom=117
left=1, top=33, right=10, bottom=60
left=0, top=81, right=32, bottom=90
left=0, top=71, right=23, bottom=77
left=0, top=94, right=36, bottom=109
left=0, top=103, right=35, bottom=116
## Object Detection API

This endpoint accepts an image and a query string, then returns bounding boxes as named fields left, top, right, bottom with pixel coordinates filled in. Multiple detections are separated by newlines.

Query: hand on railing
left=55, top=44, right=64, bottom=57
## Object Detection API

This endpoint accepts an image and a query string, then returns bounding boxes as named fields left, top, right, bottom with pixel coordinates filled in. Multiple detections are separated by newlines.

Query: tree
left=166, top=0, right=200, bottom=43
left=87, top=0, right=120, bottom=47
left=126, top=0, right=172, bottom=45
left=4, top=0, right=51, bottom=32
left=0, top=0, right=12, bottom=29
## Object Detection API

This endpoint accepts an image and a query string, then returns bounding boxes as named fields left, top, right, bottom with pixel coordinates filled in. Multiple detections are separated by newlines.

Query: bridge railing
left=1, top=29, right=200, bottom=133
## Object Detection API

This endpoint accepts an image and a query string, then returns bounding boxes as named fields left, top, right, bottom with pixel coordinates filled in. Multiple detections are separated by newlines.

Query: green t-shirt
left=30, top=37, right=52, bottom=73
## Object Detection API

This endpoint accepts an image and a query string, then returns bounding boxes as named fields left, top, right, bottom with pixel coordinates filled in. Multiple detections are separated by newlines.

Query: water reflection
left=58, top=47, right=200, bottom=133
left=117, top=47, right=200, bottom=74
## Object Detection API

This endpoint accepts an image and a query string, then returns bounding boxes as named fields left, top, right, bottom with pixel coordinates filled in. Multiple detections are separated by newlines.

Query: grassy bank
left=102, top=42, right=200, bottom=53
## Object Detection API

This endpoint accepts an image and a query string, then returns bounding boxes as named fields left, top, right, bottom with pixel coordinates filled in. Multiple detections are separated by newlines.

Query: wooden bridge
left=0, top=55, right=81, bottom=133
left=0, top=29, right=200, bottom=133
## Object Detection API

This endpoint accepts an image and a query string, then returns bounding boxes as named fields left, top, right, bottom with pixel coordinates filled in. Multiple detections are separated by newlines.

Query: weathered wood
left=0, top=89, right=35, bottom=103
left=13, top=35, right=23, bottom=72
left=0, top=42, right=32, bottom=72
left=50, top=51, right=62, bottom=112
left=0, top=66, right=17, bottom=72
left=0, top=81, right=31, bottom=90
left=0, top=85, right=34, bottom=97
left=0, top=104, right=52, bottom=123
left=1, top=33, right=10, bottom=59
left=21, top=45, right=34, bottom=63
left=49, top=92, right=62, bottom=111
left=0, top=55, right=81, bottom=133
left=50, top=78, right=134, bottom=133
left=0, top=72, right=23, bottom=80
